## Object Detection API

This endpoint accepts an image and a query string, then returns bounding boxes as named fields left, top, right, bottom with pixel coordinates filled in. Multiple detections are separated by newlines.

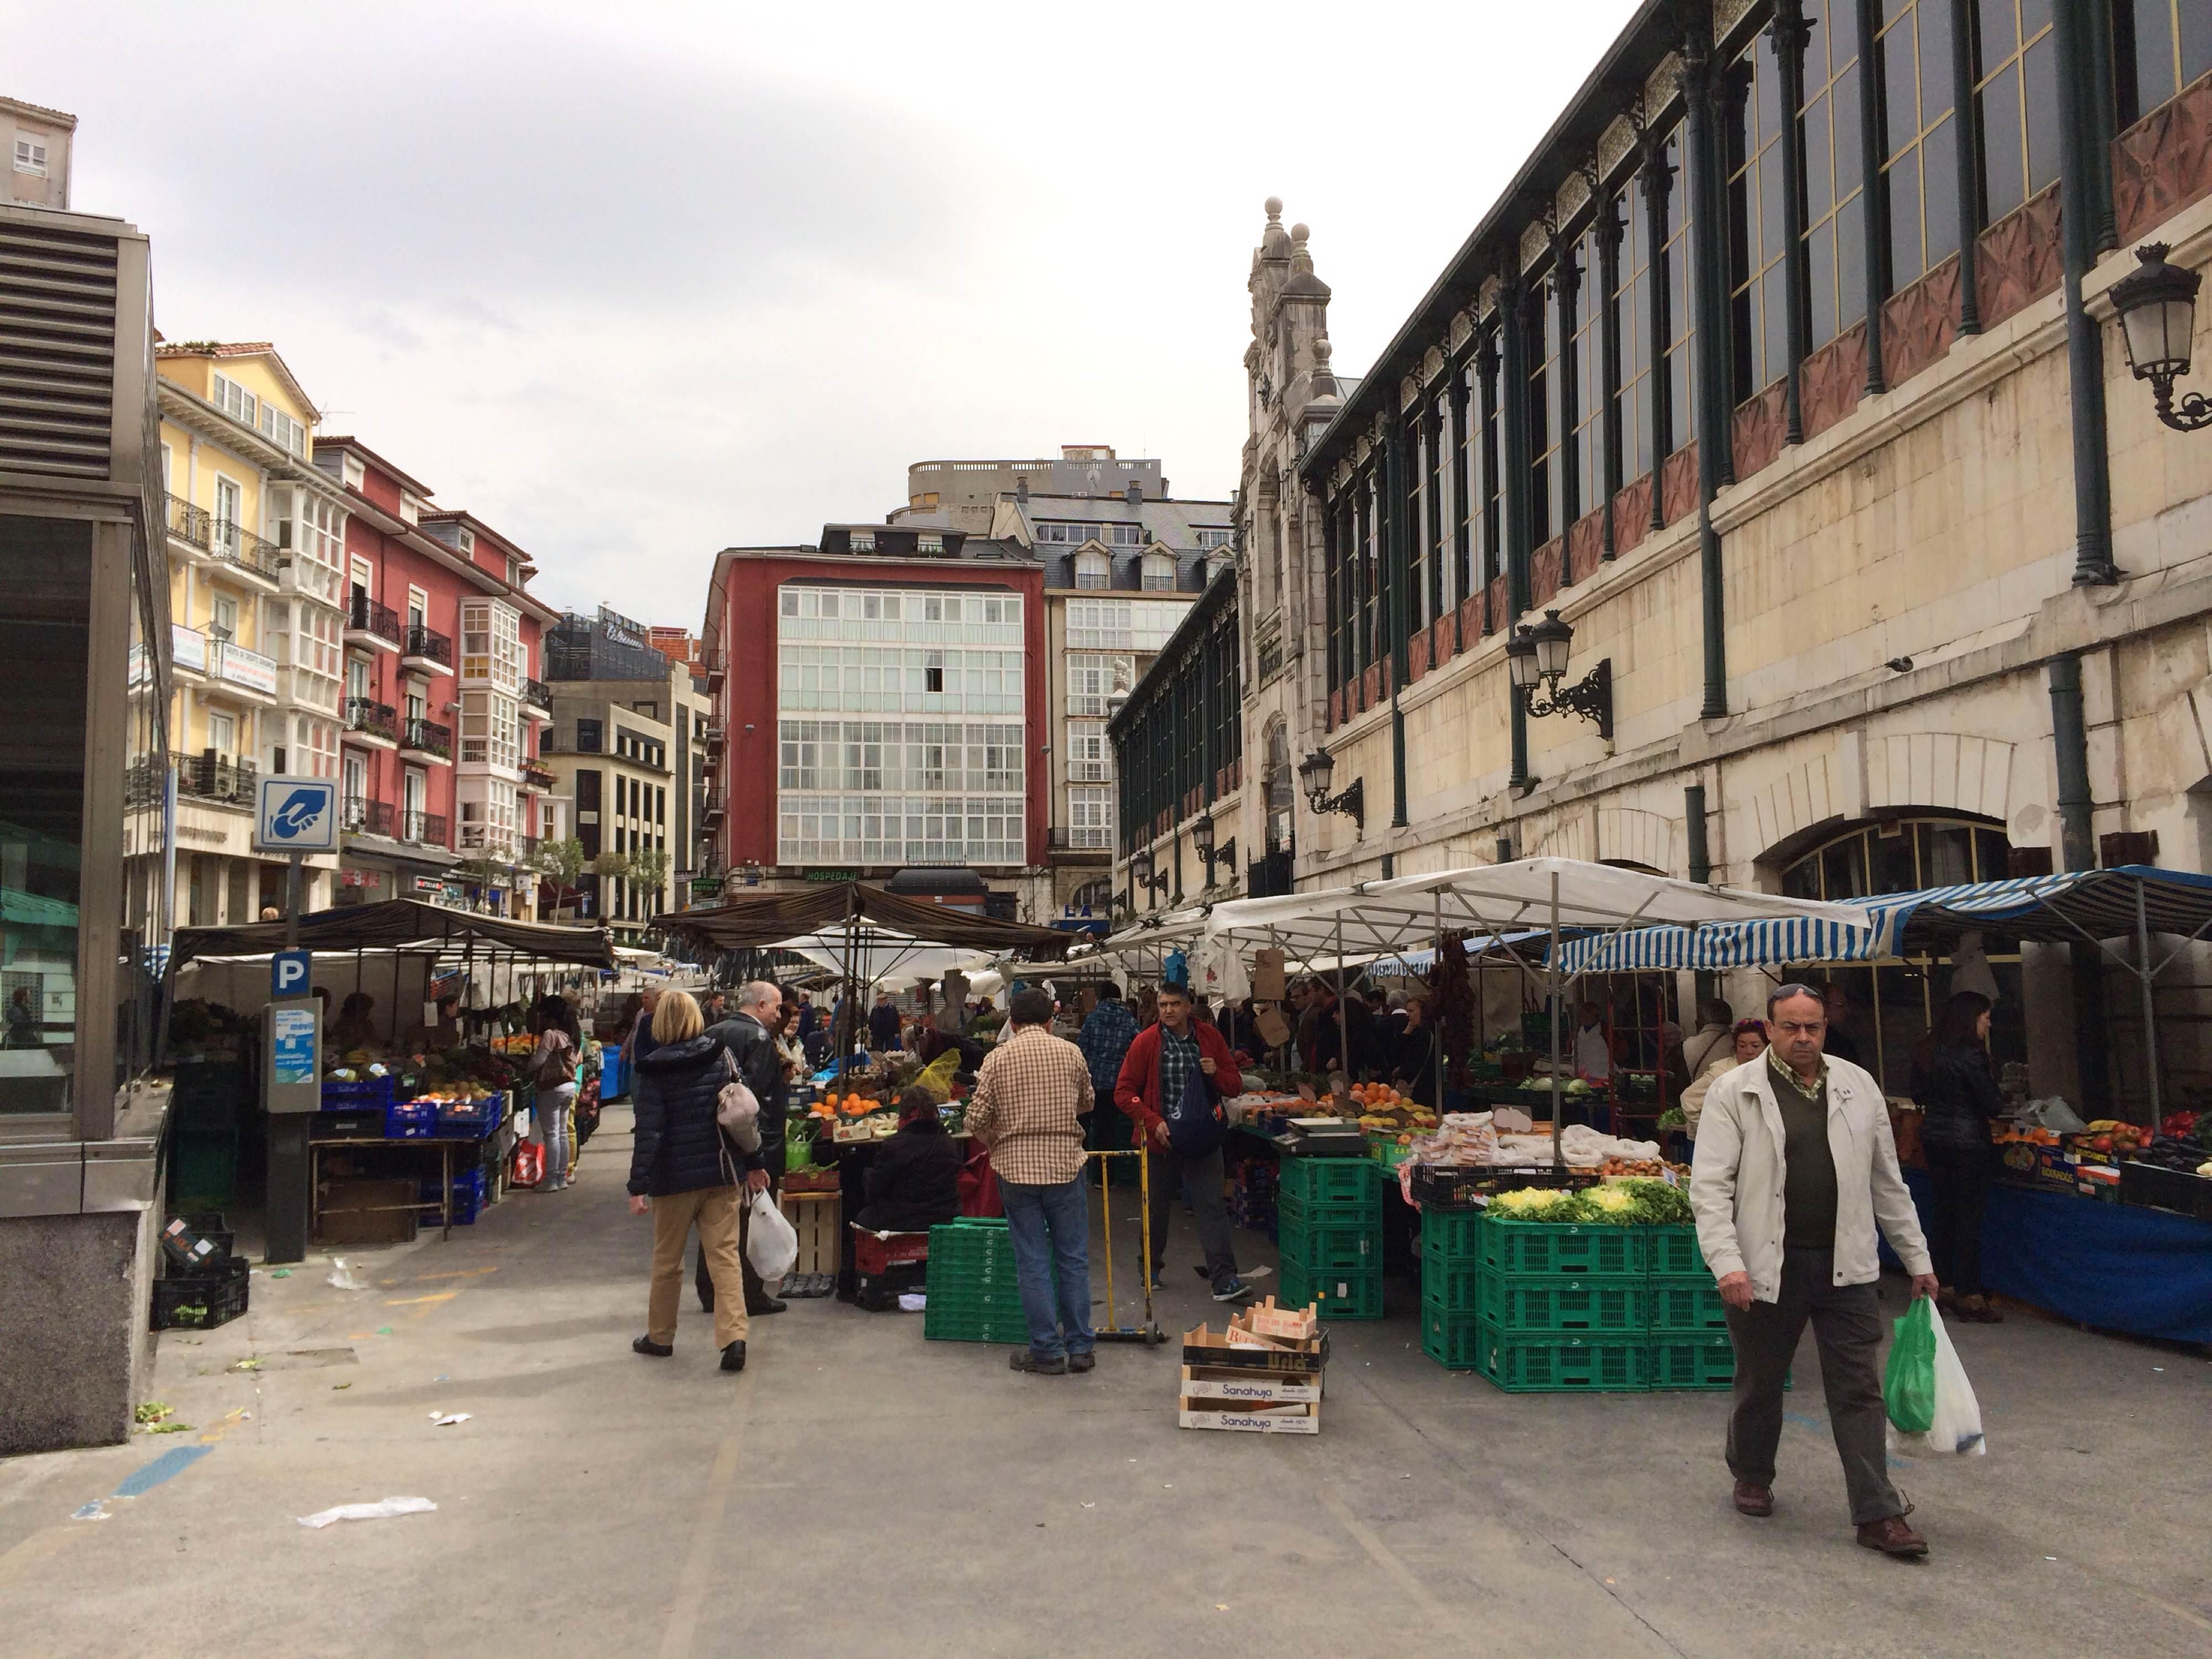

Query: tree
left=628, top=845, right=671, bottom=909
left=531, top=837, right=586, bottom=889
left=592, top=850, right=632, bottom=880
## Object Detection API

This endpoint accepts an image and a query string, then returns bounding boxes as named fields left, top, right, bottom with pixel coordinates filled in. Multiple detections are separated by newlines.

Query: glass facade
left=775, top=583, right=1026, bottom=867
left=1970, top=0, right=2060, bottom=224
left=1726, top=24, right=1791, bottom=405
left=1877, top=0, right=1962, bottom=290
left=1802, top=0, right=1869, bottom=349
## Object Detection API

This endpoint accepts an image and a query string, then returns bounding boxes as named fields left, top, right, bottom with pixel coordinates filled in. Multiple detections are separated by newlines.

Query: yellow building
left=143, top=341, right=349, bottom=924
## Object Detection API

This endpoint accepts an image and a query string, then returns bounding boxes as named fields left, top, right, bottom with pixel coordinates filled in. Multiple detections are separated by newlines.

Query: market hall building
left=1115, top=0, right=2212, bottom=1118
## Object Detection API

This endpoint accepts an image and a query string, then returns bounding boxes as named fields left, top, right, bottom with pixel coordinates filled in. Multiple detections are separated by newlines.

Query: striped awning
left=1551, top=865, right=2212, bottom=975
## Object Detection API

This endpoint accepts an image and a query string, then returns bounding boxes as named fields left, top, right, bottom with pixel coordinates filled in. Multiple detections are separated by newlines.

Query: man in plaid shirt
left=1076, top=983, right=1138, bottom=1122
left=963, top=987, right=1098, bottom=1375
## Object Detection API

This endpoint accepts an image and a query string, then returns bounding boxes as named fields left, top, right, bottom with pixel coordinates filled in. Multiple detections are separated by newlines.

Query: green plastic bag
left=1884, top=1297, right=1937, bottom=1434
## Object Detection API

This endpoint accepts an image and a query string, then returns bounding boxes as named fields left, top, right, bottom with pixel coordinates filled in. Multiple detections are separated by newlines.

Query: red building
left=314, top=436, right=564, bottom=915
left=700, top=524, right=1046, bottom=915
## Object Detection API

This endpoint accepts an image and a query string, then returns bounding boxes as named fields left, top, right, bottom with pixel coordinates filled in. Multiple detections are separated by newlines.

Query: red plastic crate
left=852, top=1225, right=931, bottom=1275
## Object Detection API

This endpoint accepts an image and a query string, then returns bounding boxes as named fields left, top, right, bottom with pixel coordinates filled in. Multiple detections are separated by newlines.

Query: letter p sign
left=272, top=950, right=312, bottom=1001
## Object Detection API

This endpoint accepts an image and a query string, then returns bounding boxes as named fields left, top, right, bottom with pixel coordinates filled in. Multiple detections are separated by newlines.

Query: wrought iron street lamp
left=1128, top=847, right=1168, bottom=901
left=2111, top=243, right=2212, bottom=432
left=1190, top=815, right=1237, bottom=884
left=1297, top=748, right=1364, bottom=835
left=1506, top=609, right=1613, bottom=742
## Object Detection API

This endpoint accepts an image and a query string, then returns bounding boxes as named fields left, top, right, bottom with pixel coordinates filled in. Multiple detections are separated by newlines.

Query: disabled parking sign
left=253, top=775, right=338, bottom=853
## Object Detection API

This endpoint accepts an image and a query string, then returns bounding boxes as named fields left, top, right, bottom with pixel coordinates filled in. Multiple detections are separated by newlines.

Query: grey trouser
left=1146, top=1143, right=1237, bottom=1288
left=1723, top=1245, right=1905, bottom=1526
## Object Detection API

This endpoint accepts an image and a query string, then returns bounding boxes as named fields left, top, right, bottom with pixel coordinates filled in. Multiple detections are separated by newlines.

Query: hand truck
left=1087, top=1147, right=1167, bottom=1345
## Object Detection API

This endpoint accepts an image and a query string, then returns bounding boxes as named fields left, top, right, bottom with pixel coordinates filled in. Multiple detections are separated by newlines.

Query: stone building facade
left=1123, top=3, right=2212, bottom=1115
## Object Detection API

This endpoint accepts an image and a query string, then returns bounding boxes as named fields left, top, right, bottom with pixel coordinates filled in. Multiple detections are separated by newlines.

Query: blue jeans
left=998, top=1176, right=1093, bottom=1359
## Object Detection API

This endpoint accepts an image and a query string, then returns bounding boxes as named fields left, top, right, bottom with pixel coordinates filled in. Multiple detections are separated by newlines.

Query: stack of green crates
left=1276, top=1156, right=1383, bottom=1320
left=1420, top=1211, right=1735, bottom=1391
left=922, top=1218, right=1028, bottom=1343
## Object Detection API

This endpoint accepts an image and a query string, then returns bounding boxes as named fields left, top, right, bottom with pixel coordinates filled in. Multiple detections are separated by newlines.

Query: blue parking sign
left=272, top=949, right=312, bottom=1000
left=253, top=775, right=339, bottom=853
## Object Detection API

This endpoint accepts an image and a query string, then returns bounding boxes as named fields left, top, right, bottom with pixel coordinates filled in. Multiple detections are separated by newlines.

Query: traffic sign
left=272, top=949, right=312, bottom=1000
left=254, top=775, right=339, bottom=853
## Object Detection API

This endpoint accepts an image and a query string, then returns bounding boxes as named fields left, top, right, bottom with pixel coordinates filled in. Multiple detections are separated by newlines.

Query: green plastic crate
left=1479, top=1215, right=1647, bottom=1277
left=1276, top=1191, right=1379, bottom=1232
left=1279, top=1262, right=1384, bottom=1321
left=1418, top=1207, right=1486, bottom=1260
left=1646, top=1276, right=1729, bottom=1333
left=1475, top=1322, right=1646, bottom=1392
left=1645, top=1224, right=1708, bottom=1277
left=1475, top=1273, right=1646, bottom=1334
left=922, top=1305, right=1031, bottom=1344
left=1646, top=1332, right=1736, bottom=1390
left=1278, top=1157, right=1379, bottom=1208
left=1420, top=1300, right=1483, bottom=1369
left=1277, top=1215, right=1378, bottom=1272
left=1420, top=1247, right=1483, bottom=1313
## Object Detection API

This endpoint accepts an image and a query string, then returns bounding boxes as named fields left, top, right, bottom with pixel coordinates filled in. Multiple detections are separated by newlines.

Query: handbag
left=716, top=1049, right=763, bottom=1155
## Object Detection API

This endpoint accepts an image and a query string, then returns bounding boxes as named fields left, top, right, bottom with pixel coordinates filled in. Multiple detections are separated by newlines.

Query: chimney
left=1015, top=476, right=1028, bottom=503
left=1125, top=481, right=1141, bottom=505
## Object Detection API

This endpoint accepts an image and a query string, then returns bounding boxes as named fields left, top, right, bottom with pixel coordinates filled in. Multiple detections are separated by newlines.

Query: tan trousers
left=649, top=1186, right=748, bottom=1349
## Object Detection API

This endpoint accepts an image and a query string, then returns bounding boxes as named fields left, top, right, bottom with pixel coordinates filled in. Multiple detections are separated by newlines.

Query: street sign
left=253, top=775, right=339, bottom=853
left=272, top=949, right=312, bottom=1000
left=265, top=1000, right=321, bottom=1112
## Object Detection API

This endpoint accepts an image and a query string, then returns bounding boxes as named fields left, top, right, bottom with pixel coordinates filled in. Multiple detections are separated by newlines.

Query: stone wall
left=0, top=1207, right=158, bottom=1457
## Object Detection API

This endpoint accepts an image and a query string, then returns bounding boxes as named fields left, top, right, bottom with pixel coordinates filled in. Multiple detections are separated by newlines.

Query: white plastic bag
left=1887, top=1304, right=1986, bottom=1458
left=745, top=1188, right=798, bottom=1283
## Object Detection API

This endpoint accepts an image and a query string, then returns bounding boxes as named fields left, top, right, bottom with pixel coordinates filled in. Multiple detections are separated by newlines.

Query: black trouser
left=698, top=1160, right=781, bottom=1311
left=1723, top=1247, right=1904, bottom=1526
left=1145, top=1142, right=1236, bottom=1288
left=1922, top=1140, right=1994, bottom=1297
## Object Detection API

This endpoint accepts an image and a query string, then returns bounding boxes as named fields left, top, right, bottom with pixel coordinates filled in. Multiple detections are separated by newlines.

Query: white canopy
left=1092, top=906, right=1213, bottom=956
left=773, top=925, right=997, bottom=994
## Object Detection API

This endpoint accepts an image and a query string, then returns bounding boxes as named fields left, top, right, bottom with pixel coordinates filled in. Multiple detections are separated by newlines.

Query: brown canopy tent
left=170, top=897, right=618, bottom=972
left=654, top=883, right=1073, bottom=957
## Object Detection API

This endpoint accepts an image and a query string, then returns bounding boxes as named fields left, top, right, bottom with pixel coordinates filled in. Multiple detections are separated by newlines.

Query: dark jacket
left=705, top=1011, right=788, bottom=1156
left=856, top=1118, right=963, bottom=1232
left=1919, top=1042, right=2004, bottom=1151
left=1394, top=1024, right=1438, bottom=1107
left=868, top=1002, right=904, bottom=1050
left=1114, top=1019, right=1244, bottom=1146
left=628, top=1034, right=752, bottom=1197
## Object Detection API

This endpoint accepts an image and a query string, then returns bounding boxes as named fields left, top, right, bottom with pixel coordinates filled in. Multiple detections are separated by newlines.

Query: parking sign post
left=252, top=778, right=337, bottom=1265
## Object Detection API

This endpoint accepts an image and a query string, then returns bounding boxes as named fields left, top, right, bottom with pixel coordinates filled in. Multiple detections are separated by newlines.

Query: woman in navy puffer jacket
left=627, top=990, right=760, bottom=1372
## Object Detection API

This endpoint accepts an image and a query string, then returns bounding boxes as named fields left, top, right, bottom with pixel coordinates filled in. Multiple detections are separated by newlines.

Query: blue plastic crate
left=321, top=1075, right=395, bottom=1111
left=427, top=1092, right=504, bottom=1139
left=383, top=1099, right=436, bottom=1140
left=417, top=1191, right=482, bottom=1225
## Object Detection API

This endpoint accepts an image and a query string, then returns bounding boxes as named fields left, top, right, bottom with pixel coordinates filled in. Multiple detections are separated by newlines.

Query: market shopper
left=1681, top=999, right=1736, bottom=1077
left=1115, top=983, right=1250, bottom=1303
left=626, top=989, right=758, bottom=1373
left=963, top=987, right=1097, bottom=1374
left=1572, top=1000, right=1614, bottom=1082
left=1690, top=984, right=1939, bottom=1558
left=853, top=1086, right=963, bottom=1232
left=1392, top=993, right=1438, bottom=1108
left=1819, top=980, right=1865, bottom=1067
left=701, top=980, right=789, bottom=1318
left=1679, top=1019, right=1768, bottom=1139
left=868, top=990, right=904, bottom=1051
left=1918, top=991, right=2007, bottom=1324
left=1076, top=983, right=1139, bottom=1105
left=529, top=997, right=581, bottom=1192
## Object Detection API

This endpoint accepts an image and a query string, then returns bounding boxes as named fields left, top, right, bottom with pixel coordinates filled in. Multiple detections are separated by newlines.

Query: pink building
left=312, top=437, right=565, bottom=916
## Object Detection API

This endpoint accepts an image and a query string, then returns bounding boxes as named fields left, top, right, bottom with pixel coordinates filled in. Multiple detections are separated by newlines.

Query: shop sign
left=690, top=876, right=723, bottom=899
left=215, top=640, right=279, bottom=695
left=410, top=874, right=443, bottom=894
left=804, top=868, right=855, bottom=883
left=598, top=604, right=648, bottom=651
left=170, top=623, right=207, bottom=674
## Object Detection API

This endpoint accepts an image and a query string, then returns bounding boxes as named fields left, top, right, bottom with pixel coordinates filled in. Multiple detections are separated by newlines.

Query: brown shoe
left=1957, top=1294, right=2005, bottom=1324
left=1733, top=1480, right=1775, bottom=1517
left=1856, top=1515, right=1929, bottom=1558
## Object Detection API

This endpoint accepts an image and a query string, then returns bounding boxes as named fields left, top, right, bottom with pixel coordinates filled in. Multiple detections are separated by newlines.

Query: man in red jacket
left=1114, top=984, right=1251, bottom=1303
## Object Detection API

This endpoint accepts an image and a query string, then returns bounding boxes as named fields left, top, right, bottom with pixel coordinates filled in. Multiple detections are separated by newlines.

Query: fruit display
left=1348, top=1082, right=1438, bottom=1140
left=2070, top=1119, right=2147, bottom=1160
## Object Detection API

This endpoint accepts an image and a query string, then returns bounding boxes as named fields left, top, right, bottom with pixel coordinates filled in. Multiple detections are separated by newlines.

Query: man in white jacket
left=1690, top=983, right=1940, bottom=1558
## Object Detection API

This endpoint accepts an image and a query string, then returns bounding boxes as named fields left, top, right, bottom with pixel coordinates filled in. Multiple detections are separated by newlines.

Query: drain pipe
left=1683, top=782, right=1712, bottom=884
left=2049, top=652, right=2110, bottom=1111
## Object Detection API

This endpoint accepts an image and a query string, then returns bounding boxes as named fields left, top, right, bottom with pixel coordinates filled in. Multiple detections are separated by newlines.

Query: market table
left=1881, top=1169, right=2212, bottom=1344
left=309, top=1096, right=514, bottom=1244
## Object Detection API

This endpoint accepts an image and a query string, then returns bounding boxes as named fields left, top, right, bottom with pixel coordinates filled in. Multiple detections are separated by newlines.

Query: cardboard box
left=319, top=1178, right=420, bottom=1245
left=1181, top=1365, right=1321, bottom=1404
left=1182, top=1322, right=1328, bottom=1374
left=1253, top=950, right=1287, bottom=1002
left=1178, top=1400, right=1319, bottom=1434
left=1240, top=1296, right=1319, bottom=1342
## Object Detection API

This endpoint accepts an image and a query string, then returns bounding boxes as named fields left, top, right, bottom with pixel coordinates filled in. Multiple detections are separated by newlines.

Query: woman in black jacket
left=854, top=1087, right=963, bottom=1235
left=627, top=990, right=761, bottom=1371
left=1918, top=990, right=2006, bottom=1324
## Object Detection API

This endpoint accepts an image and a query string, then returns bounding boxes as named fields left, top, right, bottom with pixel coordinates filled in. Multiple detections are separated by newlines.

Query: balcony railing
left=402, top=624, right=453, bottom=667
left=343, top=796, right=395, bottom=837
left=518, top=834, right=542, bottom=861
left=131, top=750, right=257, bottom=807
left=165, top=493, right=281, bottom=580
left=521, top=760, right=557, bottom=791
left=400, top=717, right=451, bottom=758
left=401, top=809, right=447, bottom=845
left=523, top=677, right=552, bottom=711
left=165, top=493, right=211, bottom=549
left=343, top=697, right=398, bottom=741
left=458, top=823, right=515, bottom=854
left=346, top=592, right=401, bottom=646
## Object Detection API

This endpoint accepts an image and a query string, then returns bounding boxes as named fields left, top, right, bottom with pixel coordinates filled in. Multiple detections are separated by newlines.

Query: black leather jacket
left=705, top=1012, right=789, bottom=1155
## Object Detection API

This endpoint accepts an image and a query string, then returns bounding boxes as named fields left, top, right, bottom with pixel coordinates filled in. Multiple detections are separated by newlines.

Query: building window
left=1726, top=25, right=1790, bottom=406
left=1611, top=186, right=1655, bottom=483
left=1876, top=0, right=1961, bottom=290
left=1074, top=549, right=1110, bottom=589
left=1802, top=0, right=1869, bottom=351
left=1066, top=721, right=1109, bottom=782
left=1068, top=785, right=1113, bottom=849
left=1139, top=552, right=1175, bottom=592
left=13, top=137, right=46, bottom=175
left=849, top=531, right=877, bottom=552
left=1657, top=125, right=1698, bottom=460
left=1194, top=528, right=1233, bottom=549
left=1566, top=224, right=1604, bottom=528
left=1970, top=0, right=2060, bottom=226
left=1036, top=521, right=1101, bottom=545
left=1106, top=524, right=1144, bottom=547
left=1065, top=655, right=1130, bottom=717
left=1527, top=273, right=1562, bottom=546
left=2112, top=0, right=2212, bottom=127
left=212, top=373, right=259, bottom=431
left=213, top=475, right=243, bottom=552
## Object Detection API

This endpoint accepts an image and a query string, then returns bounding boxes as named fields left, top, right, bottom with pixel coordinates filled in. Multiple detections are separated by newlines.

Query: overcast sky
left=19, top=0, right=1642, bottom=623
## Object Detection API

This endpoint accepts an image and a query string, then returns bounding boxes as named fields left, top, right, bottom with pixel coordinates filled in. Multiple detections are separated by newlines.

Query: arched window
left=1140, top=552, right=1176, bottom=592
left=1074, top=548, right=1110, bottom=591
left=1264, top=720, right=1292, bottom=851
left=1771, top=814, right=2019, bottom=1090
left=1068, top=878, right=1113, bottom=914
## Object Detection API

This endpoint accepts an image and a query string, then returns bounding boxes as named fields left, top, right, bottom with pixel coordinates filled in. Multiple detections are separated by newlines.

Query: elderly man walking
left=698, top=980, right=789, bottom=1318
left=963, top=987, right=1097, bottom=1375
left=1691, top=983, right=1940, bottom=1558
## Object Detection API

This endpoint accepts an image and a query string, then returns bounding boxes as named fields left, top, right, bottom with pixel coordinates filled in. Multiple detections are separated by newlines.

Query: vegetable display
left=1486, top=1177, right=1692, bottom=1226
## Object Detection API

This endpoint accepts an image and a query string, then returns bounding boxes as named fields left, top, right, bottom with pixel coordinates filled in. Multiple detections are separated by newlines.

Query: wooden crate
left=780, top=1190, right=842, bottom=1277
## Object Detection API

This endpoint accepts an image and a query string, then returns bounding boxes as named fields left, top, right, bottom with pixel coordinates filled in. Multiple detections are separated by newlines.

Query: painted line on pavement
left=1314, top=1483, right=1453, bottom=1627
left=112, top=1444, right=212, bottom=1498
left=658, top=1432, right=743, bottom=1659
left=384, top=1292, right=460, bottom=1307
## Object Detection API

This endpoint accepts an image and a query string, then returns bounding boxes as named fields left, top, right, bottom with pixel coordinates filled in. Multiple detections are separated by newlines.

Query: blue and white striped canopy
left=1550, top=865, right=2212, bottom=975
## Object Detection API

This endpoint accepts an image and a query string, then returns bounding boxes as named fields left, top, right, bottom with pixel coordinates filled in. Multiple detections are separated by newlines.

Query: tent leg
left=2136, top=879, right=2162, bottom=1129
left=1550, top=873, right=1563, bottom=1169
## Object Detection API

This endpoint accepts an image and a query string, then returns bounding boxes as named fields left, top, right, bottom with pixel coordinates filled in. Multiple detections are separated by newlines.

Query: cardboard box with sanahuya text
left=1181, top=1322, right=1326, bottom=1374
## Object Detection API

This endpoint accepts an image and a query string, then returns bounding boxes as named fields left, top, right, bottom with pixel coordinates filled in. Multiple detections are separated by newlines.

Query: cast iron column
left=1774, top=0, right=1814, bottom=439
left=1683, top=22, right=1731, bottom=719
left=2053, top=0, right=2118, bottom=584
left=1851, top=0, right=1889, bottom=393
left=1595, top=180, right=1624, bottom=554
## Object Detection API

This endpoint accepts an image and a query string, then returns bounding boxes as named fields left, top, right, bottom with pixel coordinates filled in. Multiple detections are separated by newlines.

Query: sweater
left=628, top=1035, right=748, bottom=1197
left=856, top=1120, right=964, bottom=1232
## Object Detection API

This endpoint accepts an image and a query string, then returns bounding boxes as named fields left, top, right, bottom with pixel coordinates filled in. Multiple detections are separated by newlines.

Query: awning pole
left=1550, top=872, right=1563, bottom=1169
left=2136, top=877, right=2162, bottom=1127
left=1337, top=914, right=1349, bottom=1079
left=1433, top=891, right=1446, bottom=1110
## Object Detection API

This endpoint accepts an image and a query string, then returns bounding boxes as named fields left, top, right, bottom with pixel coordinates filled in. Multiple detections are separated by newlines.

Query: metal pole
left=285, top=852, right=302, bottom=948
left=1433, top=892, right=1446, bottom=1110
left=1337, top=915, right=1349, bottom=1079
left=1550, top=872, right=1563, bottom=1168
left=2135, top=877, right=2162, bottom=1127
